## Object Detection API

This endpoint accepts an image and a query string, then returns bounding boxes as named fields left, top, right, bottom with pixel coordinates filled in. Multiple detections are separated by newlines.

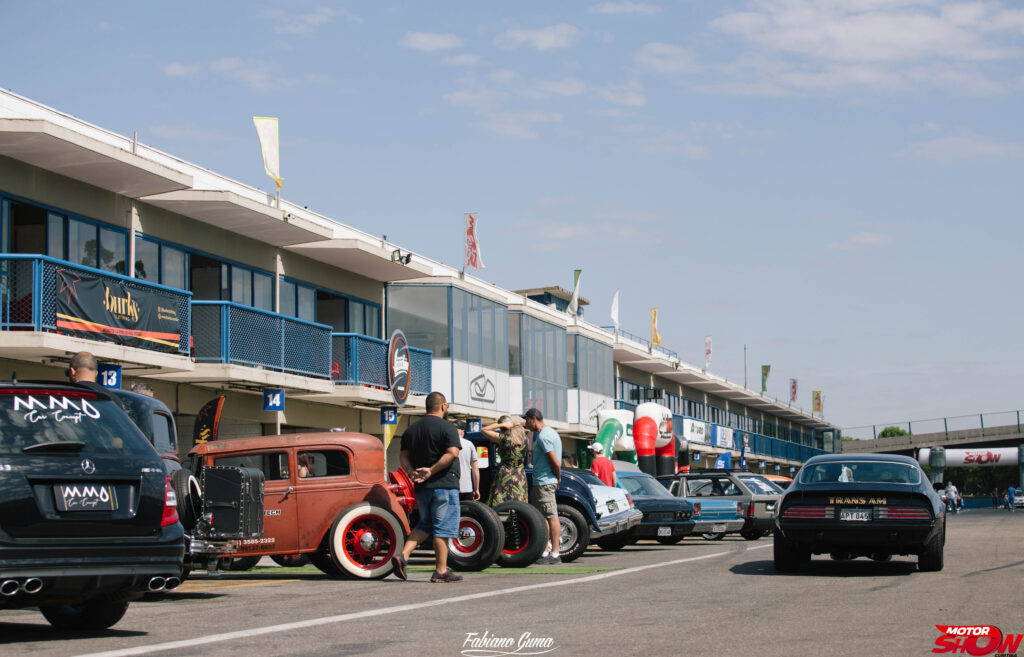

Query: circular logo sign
left=388, top=329, right=411, bottom=407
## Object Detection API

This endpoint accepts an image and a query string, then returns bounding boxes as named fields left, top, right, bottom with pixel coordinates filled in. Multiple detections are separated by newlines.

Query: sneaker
left=390, top=555, right=408, bottom=581
left=546, top=555, right=562, bottom=566
left=430, top=570, right=463, bottom=583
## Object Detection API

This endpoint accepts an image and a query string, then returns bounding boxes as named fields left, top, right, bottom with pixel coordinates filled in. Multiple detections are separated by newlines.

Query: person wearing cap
left=523, top=408, right=562, bottom=565
left=588, top=442, right=617, bottom=488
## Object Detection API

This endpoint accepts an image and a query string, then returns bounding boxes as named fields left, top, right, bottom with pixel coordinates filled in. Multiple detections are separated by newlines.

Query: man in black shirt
left=391, top=391, right=463, bottom=583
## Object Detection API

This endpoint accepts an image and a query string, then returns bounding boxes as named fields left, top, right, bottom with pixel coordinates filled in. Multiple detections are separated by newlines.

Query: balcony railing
left=615, top=400, right=829, bottom=463
left=331, top=333, right=432, bottom=394
left=601, top=326, right=679, bottom=360
left=0, top=254, right=191, bottom=356
left=192, top=301, right=332, bottom=378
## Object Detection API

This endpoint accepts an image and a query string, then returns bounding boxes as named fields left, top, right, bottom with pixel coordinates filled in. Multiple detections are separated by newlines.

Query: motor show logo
left=933, top=625, right=1022, bottom=655
left=388, top=329, right=411, bottom=407
left=470, top=374, right=496, bottom=404
left=461, top=630, right=556, bottom=656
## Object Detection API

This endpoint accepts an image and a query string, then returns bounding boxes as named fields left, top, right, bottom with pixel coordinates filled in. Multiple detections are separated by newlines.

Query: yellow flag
left=651, top=307, right=662, bottom=346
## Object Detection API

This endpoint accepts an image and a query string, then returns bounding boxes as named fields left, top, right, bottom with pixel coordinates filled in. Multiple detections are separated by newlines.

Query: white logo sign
left=461, top=630, right=556, bottom=656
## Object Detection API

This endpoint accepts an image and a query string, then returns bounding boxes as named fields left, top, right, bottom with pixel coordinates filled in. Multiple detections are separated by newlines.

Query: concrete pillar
left=928, top=447, right=945, bottom=486
left=1018, top=445, right=1024, bottom=488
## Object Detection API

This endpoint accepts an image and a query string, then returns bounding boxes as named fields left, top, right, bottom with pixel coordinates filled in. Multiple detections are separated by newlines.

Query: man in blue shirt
left=1009, top=486, right=1016, bottom=513
left=524, top=408, right=562, bottom=564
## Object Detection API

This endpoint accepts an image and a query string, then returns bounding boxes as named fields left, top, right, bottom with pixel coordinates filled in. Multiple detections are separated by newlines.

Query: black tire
left=596, top=531, right=634, bottom=551
left=309, top=549, right=344, bottom=577
left=919, top=526, right=945, bottom=572
left=494, top=501, right=548, bottom=568
left=656, top=536, right=684, bottom=545
left=327, top=503, right=405, bottom=579
left=171, top=469, right=202, bottom=532
left=219, top=555, right=261, bottom=571
left=448, top=501, right=504, bottom=572
left=556, top=504, right=590, bottom=563
left=773, top=529, right=805, bottom=573
left=40, top=594, right=131, bottom=630
left=740, top=530, right=763, bottom=541
left=270, top=553, right=311, bottom=568
left=702, top=532, right=725, bottom=541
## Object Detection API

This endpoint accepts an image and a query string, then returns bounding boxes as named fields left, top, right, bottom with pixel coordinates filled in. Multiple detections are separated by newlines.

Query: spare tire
left=448, top=501, right=504, bottom=572
left=171, top=469, right=202, bottom=531
left=493, top=501, right=547, bottom=568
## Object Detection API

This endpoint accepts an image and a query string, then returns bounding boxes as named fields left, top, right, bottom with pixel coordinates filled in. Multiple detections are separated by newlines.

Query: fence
left=330, top=333, right=432, bottom=394
left=842, top=410, right=1024, bottom=441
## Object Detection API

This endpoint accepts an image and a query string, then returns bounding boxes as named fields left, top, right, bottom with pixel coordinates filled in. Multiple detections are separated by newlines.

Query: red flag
left=464, top=213, right=484, bottom=270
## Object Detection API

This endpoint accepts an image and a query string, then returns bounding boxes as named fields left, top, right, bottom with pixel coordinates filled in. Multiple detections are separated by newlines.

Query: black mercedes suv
left=0, top=381, right=185, bottom=629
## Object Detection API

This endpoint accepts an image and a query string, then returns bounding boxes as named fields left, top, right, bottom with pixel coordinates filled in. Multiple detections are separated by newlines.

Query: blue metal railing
left=614, top=400, right=829, bottom=463
left=600, top=326, right=679, bottom=360
left=330, top=333, right=432, bottom=394
left=1, top=254, right=192, bottom=356
left=192, top=301, right=332, bottom=378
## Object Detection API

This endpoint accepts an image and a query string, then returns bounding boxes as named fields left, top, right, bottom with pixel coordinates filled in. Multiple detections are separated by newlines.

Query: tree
left=877, top=426, right=909, bottom=438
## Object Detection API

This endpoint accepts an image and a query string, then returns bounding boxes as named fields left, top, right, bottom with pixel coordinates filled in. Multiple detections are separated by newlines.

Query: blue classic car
left=773, top=453, right=946, bottom=572
left=595, top=470, right=694, bottom=549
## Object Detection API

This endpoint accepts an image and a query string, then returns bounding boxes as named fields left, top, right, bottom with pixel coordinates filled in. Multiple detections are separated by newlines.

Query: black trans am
left=773, top=453, right=946, bottom=572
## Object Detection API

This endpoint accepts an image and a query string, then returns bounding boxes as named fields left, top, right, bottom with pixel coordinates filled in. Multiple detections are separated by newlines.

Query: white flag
left=705, top=336, right=712, bottom=370
left=252, top=117, right=282, bottom=190
left=568, top=269, right=581, bottom=315
left=610, top=290, right=619, bottom=330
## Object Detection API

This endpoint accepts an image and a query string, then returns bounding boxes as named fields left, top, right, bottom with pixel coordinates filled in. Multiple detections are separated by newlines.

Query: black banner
left=55, top=268, right=182, bottom=353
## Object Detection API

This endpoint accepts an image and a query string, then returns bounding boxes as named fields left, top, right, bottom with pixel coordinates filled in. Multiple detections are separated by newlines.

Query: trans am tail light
left=782, top=505, right=835, bottom=519
left=877, top=507, right=930, bottom=520
left=162, top=477, right=180, bottom=527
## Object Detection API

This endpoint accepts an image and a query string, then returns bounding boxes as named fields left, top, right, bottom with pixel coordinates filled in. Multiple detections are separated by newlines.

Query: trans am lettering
left=829, top=497, right=887, bottom=505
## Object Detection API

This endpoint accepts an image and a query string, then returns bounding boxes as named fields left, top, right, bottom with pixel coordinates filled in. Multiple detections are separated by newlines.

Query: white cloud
left=600, top=81, right=646, bottom=106
left=442, top=89, right=505, bottom=111
left=634, top=42, right=695, bottom=73
left=480, top=112, right=562, bottom=139
left=490, top=69, right=518, bottom=84
left=900, top=135, right=1023, bottom=162
left=638, top=132, right=709, bottom=157
left=496, top=24, right=579, bottom=51
left=210, top=58, right=277, bottom=93
left=399, top=32, right=463, bottom=52
left=269, top=7, right=359, bottom=37
left=524, top=78, right=587, bottom=99
left=827, top=231, right=896, bottom=251
left=164, top=62, right=201, bottom=77
left=589, top=2, right=661, bottom=15
left=444, top=53, right=484, bottom=66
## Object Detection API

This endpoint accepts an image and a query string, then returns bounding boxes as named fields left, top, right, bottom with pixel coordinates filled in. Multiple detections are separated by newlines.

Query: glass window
left=189, top=253, right=222, bottom=301
left=68, top=218, right=98, bottom=268
left=297, top=449, right=350, bottom=478
left=7, top=201, right=46, bottom=255
left=99, top=226, right=126, bottom=274
left=566, top=335, right=577, bottom=389
left=279, top=279, right=296, bottom=316
left=134, top=236, right=159, bottom=281
left=253, top=272, right=273, bottom=311
left=214, top=452, right=290, bottom=481
left=151, top=412, right=176, bottom=454
left=298, top=286, right=316, bottom=322
left=508, top=314, right=521, bottom=375
left=47, top=212, right=63, bottom=258
left=232, top=267, right=252, bottom=306
left=387, top=285, right=450, bottom=358
left=162, top=246, right=186, bottom=290
left=346, top=297, right=364, bottom=334
left=365, top=304, right=380, bottom=338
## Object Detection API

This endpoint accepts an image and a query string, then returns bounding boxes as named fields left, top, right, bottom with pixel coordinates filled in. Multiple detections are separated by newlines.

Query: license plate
left=840, top=508, right=871, bottom=522
left=712, top=524, right=726, bottom=533
left=54, top=483, right=118, bottom=511
left=607, top=501, right=618, bottom=513
left=657, top=526, right=672, bottom=537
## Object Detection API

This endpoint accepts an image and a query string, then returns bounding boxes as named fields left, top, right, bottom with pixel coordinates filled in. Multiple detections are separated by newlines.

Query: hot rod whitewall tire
left=555, top=504, right=590, bottom=563
left=329, top=503, right=405, bottom=579
left=448, top=501, right=504, bottom=572
left=493, top=501, right=547, bottom=568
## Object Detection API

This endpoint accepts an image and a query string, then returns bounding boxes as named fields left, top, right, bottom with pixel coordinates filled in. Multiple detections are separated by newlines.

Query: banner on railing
left=55, top=269, right=181, bottom=352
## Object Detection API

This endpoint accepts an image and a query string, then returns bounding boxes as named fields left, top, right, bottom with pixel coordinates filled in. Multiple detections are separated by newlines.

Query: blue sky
left=3, top=1, right=1023, bottom=431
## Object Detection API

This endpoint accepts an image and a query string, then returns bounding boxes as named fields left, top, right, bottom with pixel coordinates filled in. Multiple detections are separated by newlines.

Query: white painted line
left=75, top=545, right=763, bottom=657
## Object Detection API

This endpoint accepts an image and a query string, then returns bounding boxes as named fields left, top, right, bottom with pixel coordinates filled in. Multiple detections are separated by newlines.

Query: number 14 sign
left=263, top=388, right=285, bottom=411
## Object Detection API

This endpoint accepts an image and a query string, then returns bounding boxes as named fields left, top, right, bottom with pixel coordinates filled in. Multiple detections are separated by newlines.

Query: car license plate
left=607, top=501, right=618, bottom=513
left=657, top=526, right=672, bottom=537
left=712, top=524, right=726, bottom=533
left=54, top=483, right=117, bottom=511
left=840, top=508, right=871, bottom=522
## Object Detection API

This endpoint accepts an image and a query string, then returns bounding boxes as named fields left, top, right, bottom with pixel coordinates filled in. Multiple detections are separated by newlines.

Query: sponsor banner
left=918, top=447, right=1021, bottom=468
left=55, top=269, right=181, bottom=352
left=388, top=329, right=411, bottom=407
left=712, top=425, right=734, bottom=450
left=682, top=418, right=707, bottom=444
left=193, top=396, right=226, bottom=444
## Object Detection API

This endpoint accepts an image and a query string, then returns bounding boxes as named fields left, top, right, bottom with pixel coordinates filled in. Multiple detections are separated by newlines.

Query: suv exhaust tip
left=22, top=578, right=43, bottom=594
left=163, top=576, right=181, bottom=590
left=1, top=579, right=21, bottom=596
left=147, top=576, right=167, bottom=591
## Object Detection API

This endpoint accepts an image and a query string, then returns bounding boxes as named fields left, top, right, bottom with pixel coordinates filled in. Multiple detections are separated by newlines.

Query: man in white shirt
left=456, top=421, right=479, bottom=502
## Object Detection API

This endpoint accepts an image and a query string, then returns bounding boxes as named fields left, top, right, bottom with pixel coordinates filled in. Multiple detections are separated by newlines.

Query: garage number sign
left=263, top=388, right=285, bottom=412
left=97, top=364, right=122, bottom=389
left=381, top=407, right=398, bottom=425
left=388, top=329, right=411, bottom=408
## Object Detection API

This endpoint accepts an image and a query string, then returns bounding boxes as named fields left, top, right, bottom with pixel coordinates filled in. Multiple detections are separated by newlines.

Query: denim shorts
left=414, top=488, right=460, bottom=538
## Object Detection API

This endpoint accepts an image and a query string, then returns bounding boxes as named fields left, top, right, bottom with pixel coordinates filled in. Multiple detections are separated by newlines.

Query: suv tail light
left=162, top=477, right=180, bottom=527
left=747, top=503, right=755, bottom=518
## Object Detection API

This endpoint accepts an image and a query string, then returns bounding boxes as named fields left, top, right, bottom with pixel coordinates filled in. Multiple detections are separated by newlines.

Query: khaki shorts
left=530, top=484, right=558, bottom=519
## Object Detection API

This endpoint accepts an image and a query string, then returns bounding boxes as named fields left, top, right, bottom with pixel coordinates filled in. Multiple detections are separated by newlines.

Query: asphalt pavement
left=1, top=508, right=1021, bottom=657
